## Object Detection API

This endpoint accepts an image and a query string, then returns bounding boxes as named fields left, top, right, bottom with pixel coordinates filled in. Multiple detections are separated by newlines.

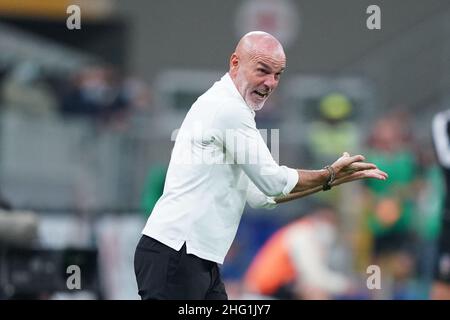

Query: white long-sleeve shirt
left=142, top=73, right=299, bottom=264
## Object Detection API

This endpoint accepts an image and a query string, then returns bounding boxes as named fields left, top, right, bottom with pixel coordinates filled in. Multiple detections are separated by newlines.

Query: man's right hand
left=330, top=152, right=388, bottom=186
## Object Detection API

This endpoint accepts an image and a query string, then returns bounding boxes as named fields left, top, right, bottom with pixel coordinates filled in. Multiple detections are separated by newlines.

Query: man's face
left=232, top=52, right=286, bottom=110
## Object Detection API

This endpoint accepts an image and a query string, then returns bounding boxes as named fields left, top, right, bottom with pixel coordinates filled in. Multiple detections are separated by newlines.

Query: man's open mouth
left=254, top=90, right=269, bottom=98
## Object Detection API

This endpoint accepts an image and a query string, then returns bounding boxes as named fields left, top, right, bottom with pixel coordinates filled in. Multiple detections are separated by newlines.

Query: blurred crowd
left=0, top=60, right=151, bottom=131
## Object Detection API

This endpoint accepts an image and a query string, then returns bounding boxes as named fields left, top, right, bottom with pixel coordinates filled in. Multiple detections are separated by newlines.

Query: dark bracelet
left=323, top=165, right=335, bottom=191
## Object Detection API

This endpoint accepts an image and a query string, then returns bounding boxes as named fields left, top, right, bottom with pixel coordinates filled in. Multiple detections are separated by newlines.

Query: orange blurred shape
left=375, top=197, right=401, bottom=227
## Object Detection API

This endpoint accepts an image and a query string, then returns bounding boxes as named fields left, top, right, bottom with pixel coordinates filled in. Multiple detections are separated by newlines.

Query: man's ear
left=229, top=53, right=239, bottom=72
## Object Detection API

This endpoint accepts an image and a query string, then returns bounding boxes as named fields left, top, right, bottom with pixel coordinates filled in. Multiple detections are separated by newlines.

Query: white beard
left=249, top=101, right=265, bottom=111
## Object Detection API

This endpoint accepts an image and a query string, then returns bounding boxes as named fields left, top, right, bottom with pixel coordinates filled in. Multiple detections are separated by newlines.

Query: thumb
left=342, top=152, right=350, bottom=157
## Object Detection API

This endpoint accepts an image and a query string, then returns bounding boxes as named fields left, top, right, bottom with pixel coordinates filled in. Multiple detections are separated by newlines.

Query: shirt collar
left=221, top=73, right=256, bottom=117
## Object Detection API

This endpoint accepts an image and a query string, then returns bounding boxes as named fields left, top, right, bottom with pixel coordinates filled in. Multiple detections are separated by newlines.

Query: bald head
left=234, top=31, right=286, bottom=65
left=229, top=31, right=286, bottom=110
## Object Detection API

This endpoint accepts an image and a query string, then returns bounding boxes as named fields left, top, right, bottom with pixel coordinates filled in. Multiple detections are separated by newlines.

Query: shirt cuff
left=263, top=197, right=277, bottom=210
left=282, top=166, right=299, bottom=196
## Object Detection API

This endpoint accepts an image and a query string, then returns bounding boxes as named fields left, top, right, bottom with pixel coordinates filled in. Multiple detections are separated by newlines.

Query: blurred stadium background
left=0, top=0, right=449, bottom=299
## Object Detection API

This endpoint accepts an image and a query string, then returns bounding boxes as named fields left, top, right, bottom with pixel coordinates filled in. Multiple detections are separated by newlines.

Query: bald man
left=134, top=31, right=387, bottom=300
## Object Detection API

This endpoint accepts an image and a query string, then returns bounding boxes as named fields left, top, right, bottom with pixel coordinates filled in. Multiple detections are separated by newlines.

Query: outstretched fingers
left=348, top=162, right=377, bottom=172
left=335, top=154, right=366, bottom=170
left=366, top=168, right=388, bottom=180
left=333, top=168, right=388, bottom=186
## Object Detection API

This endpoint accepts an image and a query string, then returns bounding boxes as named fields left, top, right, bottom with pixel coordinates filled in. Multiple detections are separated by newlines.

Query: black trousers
left=134, top=235, right=228, bottom=300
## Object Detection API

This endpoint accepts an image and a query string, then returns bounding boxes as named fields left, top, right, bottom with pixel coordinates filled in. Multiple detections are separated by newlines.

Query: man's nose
left=264, top=75, right=277, bottom=89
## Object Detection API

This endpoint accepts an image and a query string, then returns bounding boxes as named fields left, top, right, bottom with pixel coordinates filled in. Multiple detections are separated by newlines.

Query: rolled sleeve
left=282, top=166, right=299, bottom=196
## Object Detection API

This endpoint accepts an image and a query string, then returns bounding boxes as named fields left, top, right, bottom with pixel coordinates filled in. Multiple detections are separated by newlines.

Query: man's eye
left=257, top=68, right=268, bottom=74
